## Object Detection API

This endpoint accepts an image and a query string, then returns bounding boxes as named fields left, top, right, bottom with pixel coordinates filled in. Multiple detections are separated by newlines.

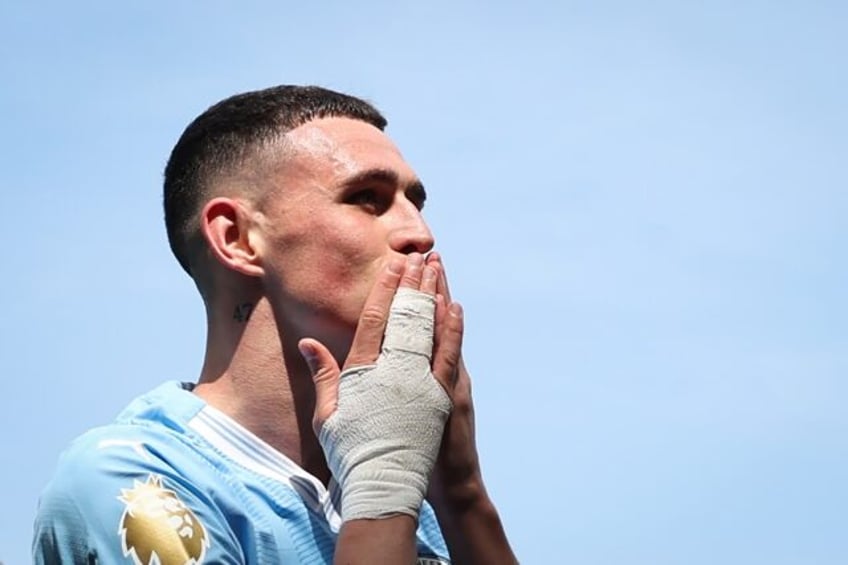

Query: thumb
left=298, top=338, right=340, bottom=434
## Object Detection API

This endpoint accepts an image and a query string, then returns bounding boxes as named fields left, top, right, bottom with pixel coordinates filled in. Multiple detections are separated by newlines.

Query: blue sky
left=1, top=1, right=845, bottom=563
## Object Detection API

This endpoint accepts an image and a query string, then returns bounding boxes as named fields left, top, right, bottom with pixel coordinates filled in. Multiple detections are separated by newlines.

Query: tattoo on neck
left=233, top=303, right=254, bottom=323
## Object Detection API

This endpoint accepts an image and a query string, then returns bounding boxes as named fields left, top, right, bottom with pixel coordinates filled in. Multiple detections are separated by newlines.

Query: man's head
left=163, top=85, right=434, bottom=351
left=164, top=85, right=387, bottom=277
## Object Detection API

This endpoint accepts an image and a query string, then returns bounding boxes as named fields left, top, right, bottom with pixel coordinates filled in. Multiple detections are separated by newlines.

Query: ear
left=200, top=197, right=264, bottom=278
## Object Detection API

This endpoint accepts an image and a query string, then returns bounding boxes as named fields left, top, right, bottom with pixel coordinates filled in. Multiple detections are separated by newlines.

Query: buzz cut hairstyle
left=163, top=85, right=388, bottom=275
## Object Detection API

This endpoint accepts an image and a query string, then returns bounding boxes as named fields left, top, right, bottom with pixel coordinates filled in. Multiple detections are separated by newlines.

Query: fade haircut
left=164, top=85, right=388, bottom=275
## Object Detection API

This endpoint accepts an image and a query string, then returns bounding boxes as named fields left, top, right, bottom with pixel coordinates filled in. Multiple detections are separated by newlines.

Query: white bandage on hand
left=319, top=287, right=452, bottom=522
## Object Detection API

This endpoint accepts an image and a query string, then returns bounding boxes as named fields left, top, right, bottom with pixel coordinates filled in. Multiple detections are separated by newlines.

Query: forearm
left=432, top=478, right=517, bottom=565
left=334, top=515, right=418, bottom=564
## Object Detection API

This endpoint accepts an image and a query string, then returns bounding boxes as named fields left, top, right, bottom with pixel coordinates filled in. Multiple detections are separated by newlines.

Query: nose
left=388, top=204, right=435, bottom=255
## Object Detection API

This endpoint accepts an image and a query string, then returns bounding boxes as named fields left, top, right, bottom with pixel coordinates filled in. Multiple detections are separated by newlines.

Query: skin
left=303, top=252, right=454, bottom=564
left=192, top=117, right=516, bottom=563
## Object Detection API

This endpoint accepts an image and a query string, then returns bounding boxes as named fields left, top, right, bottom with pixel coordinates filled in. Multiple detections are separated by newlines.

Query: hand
left=424, top=254, right=519, bottom=565
left=425, top=253, right=484, bottom=509
left=298, top=253, right=464, bottom=520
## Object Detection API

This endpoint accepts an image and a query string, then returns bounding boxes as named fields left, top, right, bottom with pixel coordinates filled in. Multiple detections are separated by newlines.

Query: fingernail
left=449, top=303, right=463, bottom=317
left=409, top=253, right=424, bottom=267
left=298, top=341, right=315, bottom=360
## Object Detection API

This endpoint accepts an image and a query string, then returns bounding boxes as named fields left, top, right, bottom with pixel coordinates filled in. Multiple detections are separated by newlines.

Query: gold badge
left=118, top=474, right=210, bottom=565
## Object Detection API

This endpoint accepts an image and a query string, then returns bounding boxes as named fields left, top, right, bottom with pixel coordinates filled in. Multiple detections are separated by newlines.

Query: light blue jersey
left=33, top=381, right=451, bottom=564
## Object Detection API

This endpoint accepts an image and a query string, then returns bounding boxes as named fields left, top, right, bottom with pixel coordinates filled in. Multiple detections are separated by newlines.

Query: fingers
left=307, top=252, right=459, bottom=440
left=382, top=253, right=437, bottom=359
left=432, top=293, right=447, bottom=355
left=399, top=252, right=425, bottom=289
left=345, top=256, right=405, bottom=369
left=346, top=253, right=436, bottom=369
left=421, top=264, right=437, bottom=296
left=401, top=250, right=438, bottom=296
left=427, top=254, right=454, bottom=368
left=432, top=302, right=464, bottom=392
left=298, top=338, right=341, bottom=434
left=426, top=252, right=453, bottom=303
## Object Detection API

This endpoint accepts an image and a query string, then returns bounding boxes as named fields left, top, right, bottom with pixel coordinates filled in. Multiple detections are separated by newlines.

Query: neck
left=194, top=297, right=330, bottom=484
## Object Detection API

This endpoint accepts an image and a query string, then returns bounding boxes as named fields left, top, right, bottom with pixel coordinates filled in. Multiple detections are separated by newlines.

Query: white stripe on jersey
left=188, top=405, right=343, bottom=533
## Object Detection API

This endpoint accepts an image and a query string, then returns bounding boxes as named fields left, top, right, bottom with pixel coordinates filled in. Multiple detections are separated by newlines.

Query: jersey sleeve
left=33, top=426, right=246, bottom=565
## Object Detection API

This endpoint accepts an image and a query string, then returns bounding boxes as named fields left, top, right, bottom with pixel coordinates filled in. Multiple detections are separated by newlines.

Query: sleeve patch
left=117, top=474, right=210, bottom=565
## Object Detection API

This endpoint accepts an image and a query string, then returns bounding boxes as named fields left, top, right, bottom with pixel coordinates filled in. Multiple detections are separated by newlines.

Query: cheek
left=264, top=215, right=384, bottom=313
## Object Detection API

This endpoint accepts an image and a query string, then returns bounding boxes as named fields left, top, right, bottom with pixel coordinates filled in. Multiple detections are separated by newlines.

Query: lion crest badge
left=117, top=474, right=210, bottom=565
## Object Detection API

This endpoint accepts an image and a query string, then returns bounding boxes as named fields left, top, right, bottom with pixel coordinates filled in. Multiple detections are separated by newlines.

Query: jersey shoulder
left=33, top=389, right=244, bottom=564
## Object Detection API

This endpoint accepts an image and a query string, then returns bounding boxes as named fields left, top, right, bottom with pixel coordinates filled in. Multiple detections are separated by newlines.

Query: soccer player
left=33, top=85, right=516, bottom=563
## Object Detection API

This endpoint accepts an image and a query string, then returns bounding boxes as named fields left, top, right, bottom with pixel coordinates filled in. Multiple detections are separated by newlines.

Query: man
left=34, top=85, right=516, bottom=563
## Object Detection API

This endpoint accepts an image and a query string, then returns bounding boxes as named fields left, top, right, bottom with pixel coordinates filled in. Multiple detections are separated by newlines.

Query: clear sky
left=1, top=1, right=845, bottom=563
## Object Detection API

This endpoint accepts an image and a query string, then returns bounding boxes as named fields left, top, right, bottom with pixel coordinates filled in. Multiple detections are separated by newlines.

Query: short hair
left=163, top=85, right=388, bottom=275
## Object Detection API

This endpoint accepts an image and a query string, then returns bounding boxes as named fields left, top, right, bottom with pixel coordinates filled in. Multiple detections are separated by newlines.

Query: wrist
left=341, top=467, right=428, bottom=521
left=431, top=482, right=504, bottom=540
left=429, top=471, right=489, bottom=515
left=429, top=480, right=518, bottom=565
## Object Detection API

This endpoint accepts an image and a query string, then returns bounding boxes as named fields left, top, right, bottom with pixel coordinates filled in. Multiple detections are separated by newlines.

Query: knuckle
left=445, top=317, right=464, bottom=339
left=443, top=334, right=462, bottom=359
left=400, top=272, right=421, bottom=286
left=445, top=349, right=462, bottom=372
left=378, top=273, right=401, bottom=290
left=312, top=366, right=333, bottom=383
left=358, top=307, right=387, bottom=329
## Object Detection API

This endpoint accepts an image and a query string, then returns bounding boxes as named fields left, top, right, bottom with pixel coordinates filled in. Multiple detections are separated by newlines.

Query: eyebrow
left=342, top=168, right=427, bottom=205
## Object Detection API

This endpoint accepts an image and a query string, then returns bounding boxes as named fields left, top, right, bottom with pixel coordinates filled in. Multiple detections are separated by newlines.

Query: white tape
left=319, top=288, right=452, bottom=521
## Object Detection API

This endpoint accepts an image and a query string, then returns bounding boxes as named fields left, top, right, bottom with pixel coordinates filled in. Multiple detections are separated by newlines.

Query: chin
left=304, top=311, right=358, bottom=360
left=294, top=287, right=370, bottom=357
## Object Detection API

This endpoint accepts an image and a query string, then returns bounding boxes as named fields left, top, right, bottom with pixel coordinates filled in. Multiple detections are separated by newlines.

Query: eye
left=347, top=189, right=388, bottom=213
left=349, top=189, right=377, bottom=205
